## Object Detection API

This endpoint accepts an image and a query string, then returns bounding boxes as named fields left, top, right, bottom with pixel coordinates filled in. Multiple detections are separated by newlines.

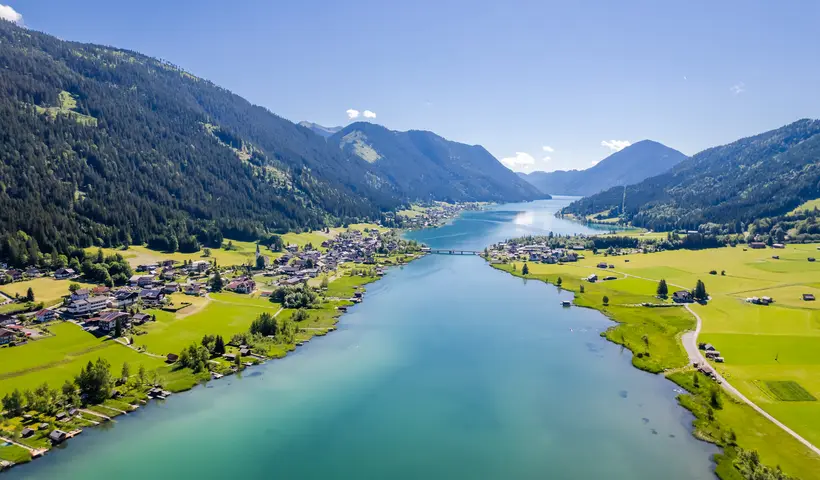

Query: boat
left=561, top=301, right=571, bottom=307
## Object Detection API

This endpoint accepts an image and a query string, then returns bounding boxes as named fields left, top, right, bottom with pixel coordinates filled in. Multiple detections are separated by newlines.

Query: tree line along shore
left=0, top=224, right=428, bottom=470
left=486, top=235, right=820, bottom=480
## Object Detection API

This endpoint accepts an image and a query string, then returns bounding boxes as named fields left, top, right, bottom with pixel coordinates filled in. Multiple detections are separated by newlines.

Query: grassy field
left=136, top=292, right=280, bottom=356
left=497, top=241, right=820, bottom=478
left=0, top=322, right=165, bottom=397
left=1, top=277, right=96, bottom=307
left=788, top=198, right=820, bottom=215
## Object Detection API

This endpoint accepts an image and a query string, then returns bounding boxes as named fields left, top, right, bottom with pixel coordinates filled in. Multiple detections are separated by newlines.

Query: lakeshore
left=485, top=237, right=820, bottom=479
left=2, top=199, right=721, bottom=479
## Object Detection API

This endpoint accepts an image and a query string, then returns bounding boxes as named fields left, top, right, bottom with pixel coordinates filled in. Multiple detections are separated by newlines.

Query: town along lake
left=10, top=198, right=717, bottom=479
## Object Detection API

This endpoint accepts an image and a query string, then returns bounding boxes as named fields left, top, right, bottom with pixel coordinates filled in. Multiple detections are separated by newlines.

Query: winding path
left=578, top=264, right=820, bottom=455
left=682, top=304, right=820, bottom=457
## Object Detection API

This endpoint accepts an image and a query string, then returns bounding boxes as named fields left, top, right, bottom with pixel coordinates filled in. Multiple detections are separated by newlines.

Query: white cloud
left=363, top=110, right=377, bottom=119
left=542, top=156, right=551, bottom=162
left=542, top=145, right=554, bottom=153
left=601, top=140, right=631, bottom=152
left=500, top=152, right=536, bottom=171
left=730, top=82, right=745, bottom=95
left=346, top=109, right=360, bottom=120
left=0, top=4, right=23, bottom=24
left=591, top=159, right=602, bottom=166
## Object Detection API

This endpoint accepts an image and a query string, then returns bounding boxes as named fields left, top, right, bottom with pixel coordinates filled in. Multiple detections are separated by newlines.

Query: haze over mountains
left=298, top=121, right=341, bottom=139
left=563, top=119, right=820, bottom=231
left=0, top=20, right=539, bottom=257
left=518, top=140, right=688, bottom=196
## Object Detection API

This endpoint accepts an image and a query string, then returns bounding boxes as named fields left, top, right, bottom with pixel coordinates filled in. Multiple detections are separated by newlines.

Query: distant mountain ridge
left=562, top=119, right=820, bottom=231
left=328, top=122, right=547, bottom=203
left=519, top=140, right=688, bottom=196
left=298, top=121, right=342, bottom=139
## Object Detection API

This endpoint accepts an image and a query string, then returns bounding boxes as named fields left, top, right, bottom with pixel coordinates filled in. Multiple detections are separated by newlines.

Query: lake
left=10, top=198, right=717, bottom=479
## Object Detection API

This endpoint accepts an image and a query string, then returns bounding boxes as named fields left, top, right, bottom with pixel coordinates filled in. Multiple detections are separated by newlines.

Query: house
left=184, top=283, right=204, bottom=296
left=34, top=308, right=58, bottom=323
left=96, top=311, right=130, bottom=333
left=92, top=286, right=110, bottom=296
left=70, top=288, right=90, bottom=302
left=749, top=242, right=766, bottom=249
left=223, top=353, right=237, bottom=361
left=803, top=293, right=815, bottom=301
left=166, top=353, right=179, bottom=363
left=20, top=428, right=35, bottom=438
left=129, top=275, right=155, bottom=287
left=24, top=267, right=41, bottom=278
left=54, top=412, right=67, bottom=421
left=162, top=282, right=179, bottom=294
left=672, top=290, right=693, bottom=303
left=0, top=328, right=14, bottom=345
left=0, top=314, right=14, bottom=327
left=772, top=243, right=785, bottom=249
left=702, top=343, right=716, bottom=351
left=6, top=269, right=23, bottom=281
left=131, top=313, right=151, bottom=325
left=54, top=268, right=76, bottom=280
left=586, top=274, right=598, bottom=283
left=111, top=290, right=139, bottom=308
left=188, top=260, right=209, bottom=273
left=239, top=348, right=251, bottom=356
left=48, top=430, right=68, bottom=444
left=227, top=278, right=256, bottom=294
left=597, top=262, right=608, bottom=269
left=139, top=289, right=165, bottom=306
left=705, top=350, right=721, bottom=359
left=67, top=295, right=108, bottom=316
left=809, top=258, right=816, bottom=263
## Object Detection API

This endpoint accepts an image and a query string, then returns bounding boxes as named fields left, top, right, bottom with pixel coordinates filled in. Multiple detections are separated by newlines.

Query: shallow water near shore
left=10, top=198, right=717, bottom=479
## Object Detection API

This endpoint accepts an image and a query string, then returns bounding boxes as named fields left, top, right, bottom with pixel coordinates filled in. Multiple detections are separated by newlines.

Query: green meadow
left=499, top=241, right=820, bottom=478
left=1, top=277, right=97, bottom=307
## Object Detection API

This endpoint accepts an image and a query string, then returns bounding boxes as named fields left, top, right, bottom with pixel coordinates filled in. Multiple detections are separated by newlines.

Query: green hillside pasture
left=1, top=278, right=96, bottom=307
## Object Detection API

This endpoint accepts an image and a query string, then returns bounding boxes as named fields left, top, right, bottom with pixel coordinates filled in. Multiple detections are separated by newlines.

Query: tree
left=694, top=279, right=708, bottom=301
left=61, top=380, right=80, bottom=408
left=292, top=309, right=309, bottom=322
left=579, top=284, right=585, bottom=293
left=138, top=364, right=147, bottom=386
left=210, top=271, right=224, bottom=292
left=255, top=255, right=266, bottom=270
left=203, top=248, right=212, bottom=257
left=114, top=317, right=123, bottom=338
left=25, top=287, right=35, bottom=302
left=522, top=263, right=529, bottom=275
left=656, top=279, right=668, bottom=298
left=2, top=389, right=25, bottom=417
left=642, top=334, right=649, bottom=347
left=121, top=362, right=131, bottom=384
left=213, top=335, right=226, bottom=355
left=602, top=296, right=609, bottom=305
left=69, top=282, right=81, bottom=293
left=75, top=358, right=114, bottom=404
left=693, top=372, right=699, bottom=388
left=320, top=276, right=329, bottom=289
left=556, top=277, right=562, bottom=286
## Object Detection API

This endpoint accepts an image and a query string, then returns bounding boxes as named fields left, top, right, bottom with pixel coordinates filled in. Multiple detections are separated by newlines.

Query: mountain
left=0, top=20, right=402, bottom=260
left=562, top=119, right=820, bottom=231
left=519, top=140, right=688, bottom=196
left=328, top=122, right=546, bottom=202
left=298, top=121, right=342, bottom=139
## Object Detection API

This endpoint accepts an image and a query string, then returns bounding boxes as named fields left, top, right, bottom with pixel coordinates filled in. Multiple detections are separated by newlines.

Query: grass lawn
left=0, top=444, right=32, bottom=464
left=788, top=198, right=820, bottom=215
left=1, top=278, right=96, bottom=307
left=0, top=322, right=165, bottom=397
left=136, top=293, right=280, bottom=356
left=498, top=241, right=820, bottom=477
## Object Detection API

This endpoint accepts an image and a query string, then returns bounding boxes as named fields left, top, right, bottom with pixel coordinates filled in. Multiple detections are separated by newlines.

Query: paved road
left=683, top=304, right=820, bottom=457
left=584, top=264, right=820, bottom=456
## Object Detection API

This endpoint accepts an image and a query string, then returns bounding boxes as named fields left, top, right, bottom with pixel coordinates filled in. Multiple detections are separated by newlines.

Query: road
left=682, top=304, right=820, bottom=457
left=582, top=264, right=820, bottom=456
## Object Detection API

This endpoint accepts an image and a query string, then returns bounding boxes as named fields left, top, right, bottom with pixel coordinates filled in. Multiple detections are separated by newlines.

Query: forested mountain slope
left=0, top=19, right=401, bottom=261
left=562, top=119, right=820, bottom=231
left=329, top=122, right=546, bottom=202
left=519, top=140, right=687, bottom=196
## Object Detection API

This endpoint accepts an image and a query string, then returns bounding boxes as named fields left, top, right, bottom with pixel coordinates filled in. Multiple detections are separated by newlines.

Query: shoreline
left=0, top=247, right=427, bottom=473
left=485, top=257, right=816, bottom=479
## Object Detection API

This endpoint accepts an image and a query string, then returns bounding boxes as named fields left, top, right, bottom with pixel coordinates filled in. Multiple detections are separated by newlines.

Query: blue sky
left=3, top=0, right=819, bottom=172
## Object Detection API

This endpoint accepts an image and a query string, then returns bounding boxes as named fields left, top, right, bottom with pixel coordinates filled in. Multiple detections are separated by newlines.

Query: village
left=0, top=226, right=425, bottom=469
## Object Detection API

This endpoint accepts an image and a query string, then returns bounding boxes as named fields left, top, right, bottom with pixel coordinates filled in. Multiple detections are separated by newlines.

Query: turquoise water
left=10, top=199, right=717, bottom=479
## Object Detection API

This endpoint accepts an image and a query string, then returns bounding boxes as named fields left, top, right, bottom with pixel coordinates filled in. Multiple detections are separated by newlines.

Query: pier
left=425, top=249, right=481, bottom=256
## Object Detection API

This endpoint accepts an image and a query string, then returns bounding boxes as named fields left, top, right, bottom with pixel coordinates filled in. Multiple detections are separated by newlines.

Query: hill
left=562, top=119, right=820, bottom=231
left=0, top=20, right=405, bottom=262
left=298, top=121, right=342, bottom=139
left=329, top=122, right=546, bottom=202
left=519, top=140, right=687, bottom=196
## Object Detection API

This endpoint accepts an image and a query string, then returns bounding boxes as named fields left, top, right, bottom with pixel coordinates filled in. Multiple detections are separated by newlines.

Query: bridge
left=425, top=249, right=482, bottom=256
